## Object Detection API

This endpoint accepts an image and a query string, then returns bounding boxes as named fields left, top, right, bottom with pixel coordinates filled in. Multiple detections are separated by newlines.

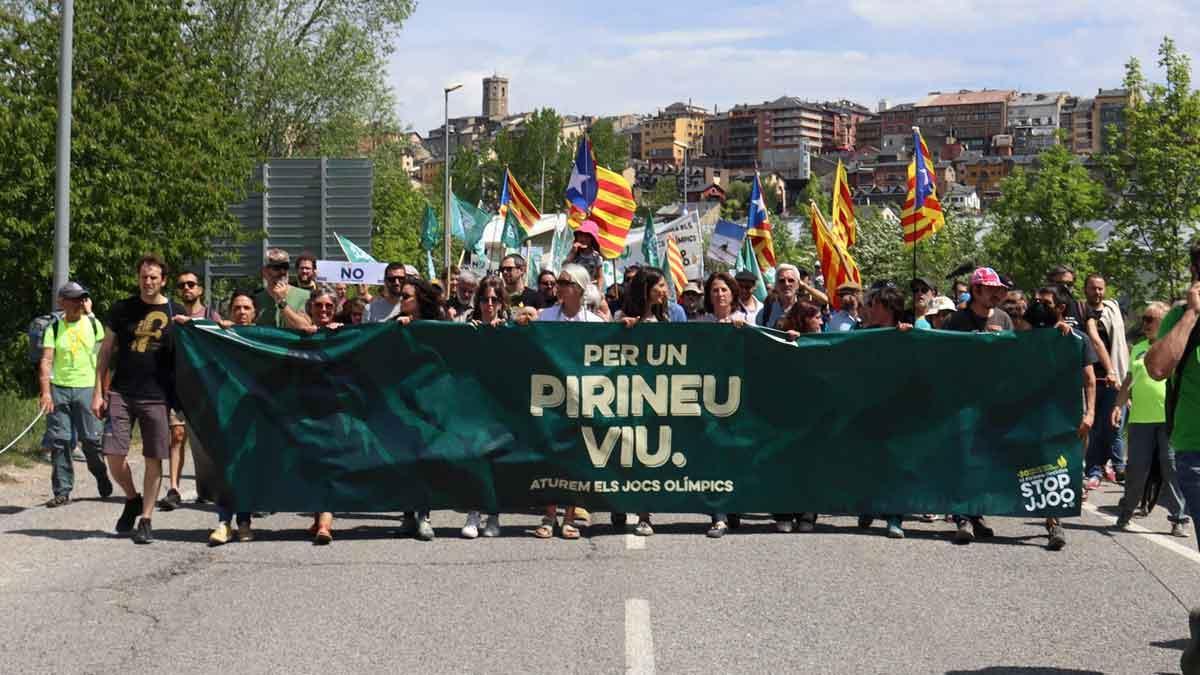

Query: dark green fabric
left=176, top=322, right=1084, bottom=517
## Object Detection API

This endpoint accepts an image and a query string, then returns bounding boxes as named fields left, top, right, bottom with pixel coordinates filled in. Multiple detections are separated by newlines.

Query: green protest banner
left=175, top=322, right=1084, bottom=517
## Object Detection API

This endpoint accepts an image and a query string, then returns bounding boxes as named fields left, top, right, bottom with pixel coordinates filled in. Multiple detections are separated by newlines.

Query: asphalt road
left=2, top=458, right=1199, bottom=674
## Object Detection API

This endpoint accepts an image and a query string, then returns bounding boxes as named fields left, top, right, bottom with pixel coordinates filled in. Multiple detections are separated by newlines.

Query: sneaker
left=1085, top=476, right=1101, bottom=491
left=1115, top=514, right=1131, bottom=530
left=116, top=495, right=143, bottom=534
left=954, top=521, right=974, bottom=545
left=72, top=448, right=86, bottom=462
left=573, top=507, right=592, bottom=526
left=1173, top=521, right=1189, bottom=538
left=416, top=517, right=435, bottom=541
left=796, top=516, right=815, bottom=533
left=634, top=519, right=653, bottom=536
left=131, top=518, right=153, bottom=544
left=461, top=511, right=480, bottom=539
left=886, top=519, right=905, bottom=539
left=157, top=488, right=181, bottom=512
left=97, top=476, right=113, bottom=499
left=209, top=522, right=231, bottom=546
left=774, top=519, right=795, bottom=533
left=857, top=515, right=873, bottom=529
left=236, top=522, right=254, bottom=542
left=970, top=516, right=995, bottom=539
left=482, top=515, right=501, bottom=538
left=1105, top=466, right=1117, bottom=483
left=610, top=512, right=628, bottom=530
left=1047, top=524, right=1067, bottom=551
left=707, top=521, right=727, bottom=538
left=45, top=494, right=70, bottom=508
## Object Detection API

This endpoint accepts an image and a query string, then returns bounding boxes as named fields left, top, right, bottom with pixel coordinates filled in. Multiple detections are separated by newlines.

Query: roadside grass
left=0, top=392, right=46, bottom=471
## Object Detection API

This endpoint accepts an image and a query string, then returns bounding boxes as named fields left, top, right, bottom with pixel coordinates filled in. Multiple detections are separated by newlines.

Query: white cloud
left=619, top=28, right=775, bottom=48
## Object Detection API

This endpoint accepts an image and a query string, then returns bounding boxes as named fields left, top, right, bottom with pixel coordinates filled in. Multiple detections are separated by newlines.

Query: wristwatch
left=277, top=300, right=287, bottom=310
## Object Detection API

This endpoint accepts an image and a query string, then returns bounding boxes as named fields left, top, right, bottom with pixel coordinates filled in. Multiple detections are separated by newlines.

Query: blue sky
left=387, top=0, right=1200, bottom=134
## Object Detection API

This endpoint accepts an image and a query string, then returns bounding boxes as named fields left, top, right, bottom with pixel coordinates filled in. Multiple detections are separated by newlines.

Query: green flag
left=335, top=232, right=377, bottom=263
left=419, top=205, right=440, bottom=252
left=425, top=249, right=436, bottom=280
left=640, top=214, right=660, bottom=269
left=501, top=209, right=524, bottom=251
left=550, top=221, right=574, bottom=271
left=736, top=235, right=768, bottom=302
left=452, top=194, right=490, bottom=249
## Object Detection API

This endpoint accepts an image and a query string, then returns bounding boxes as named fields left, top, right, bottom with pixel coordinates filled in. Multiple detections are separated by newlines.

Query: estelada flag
left=589, top=165, right=636, bottom=259
left=747, top=172, right=776, bottom=271
left=901, top=126, right=946, bottom=247
left=498, top=169, right=541, bottom=236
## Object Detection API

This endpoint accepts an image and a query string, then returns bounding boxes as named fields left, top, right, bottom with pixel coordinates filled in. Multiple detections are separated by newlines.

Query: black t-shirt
left=943, top=306, right=1014, bottom=333
left=447, top=296, right=472, bottom=316
left=106, top=297, right=182, bottom=400
left=1087, top=306, right=1113, bottom=380
left=509, top=287, right=543, bottom=310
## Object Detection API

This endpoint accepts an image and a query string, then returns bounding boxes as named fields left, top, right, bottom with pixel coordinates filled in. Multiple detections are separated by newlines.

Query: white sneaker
left=461, top=511, right=480, bottom=539
left=482, top=514, right=501, bottom=537
left=635, top=520, right=653, bottom=536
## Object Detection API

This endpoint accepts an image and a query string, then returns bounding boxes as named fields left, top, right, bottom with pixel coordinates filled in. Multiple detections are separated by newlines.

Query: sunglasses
left=399, top=292, right=416, bottom=300
left=267, top=263, right=289, bottom=271
left=480, top=296, right=501, bottom=305
left=385, top=276, right=405, bottom=284
left=176, top=281, right=198, bottom=289
left=1142, top=315, right=1159, bottom=324
left=312, top=302, right=335, bottom=310
left=500, top=266, right=520, bottom=273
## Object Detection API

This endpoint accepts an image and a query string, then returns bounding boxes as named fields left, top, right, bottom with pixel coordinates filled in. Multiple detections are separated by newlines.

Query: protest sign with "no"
left=315, top=260, right=389, bottom=285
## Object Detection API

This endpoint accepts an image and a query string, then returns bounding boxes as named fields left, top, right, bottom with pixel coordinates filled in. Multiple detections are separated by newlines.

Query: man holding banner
left=254, top=249, right=312, bottom=331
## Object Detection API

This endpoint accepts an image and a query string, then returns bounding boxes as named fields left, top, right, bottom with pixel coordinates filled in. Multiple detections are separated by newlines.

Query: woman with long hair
left=302, top=286, right=344, bottom=544
left=461, top=276, right=509, bottom=539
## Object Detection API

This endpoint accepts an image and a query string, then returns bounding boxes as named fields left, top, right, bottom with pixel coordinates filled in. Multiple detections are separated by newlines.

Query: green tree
left=588, top=118, right=631, bottom=171
left=0, top=0, right=255, bottom=390
left=721, top=180, right=752, bottom=220
left=984, top=143, right=1105, bottom=291
left=370, top=142, right=428, bottom=267
left=1102, top=36, right=1200, bottom=301
left=194, top=0, right=415, bottom=157
left=492, top=109, right=571, bottom=212
left=638, top=176, right=679, bottom=214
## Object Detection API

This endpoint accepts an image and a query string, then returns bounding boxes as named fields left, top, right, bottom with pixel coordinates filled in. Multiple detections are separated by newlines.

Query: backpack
left=28, top=314, right=100, bottom=364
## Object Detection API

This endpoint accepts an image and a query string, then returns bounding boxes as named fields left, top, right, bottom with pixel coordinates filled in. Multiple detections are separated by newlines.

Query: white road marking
left=625, top=598, right=655, bottom=674
left=625, top=534, right=645, bottom=550
left=1082, top=502, right=1200, bottom=564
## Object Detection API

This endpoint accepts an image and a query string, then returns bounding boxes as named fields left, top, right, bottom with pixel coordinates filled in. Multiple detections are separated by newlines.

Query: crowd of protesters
left=29, top=224, right=1200, bottom=556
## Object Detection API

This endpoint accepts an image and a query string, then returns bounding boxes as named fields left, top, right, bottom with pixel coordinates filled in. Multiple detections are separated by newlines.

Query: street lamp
left=673, top=140, right=690, bottom=215
left=443, top=82, right=462, bottom=288
left=53, top=0, right=74, bottom=309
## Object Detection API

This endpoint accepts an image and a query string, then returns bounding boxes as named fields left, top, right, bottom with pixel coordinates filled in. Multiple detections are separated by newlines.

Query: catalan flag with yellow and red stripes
left=588, top=165, right=636, bottom=259
left=810, top=201, right=860, bottom=310
left=665, top=236, right=687, bottom=295
left=498, top=169, right=541, bottom=236
left=831, top=159, right=856, bottom=248
left=901, top=127, right=945, bottom=247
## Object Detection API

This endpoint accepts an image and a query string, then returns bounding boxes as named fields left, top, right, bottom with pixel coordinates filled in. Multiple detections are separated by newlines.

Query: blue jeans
left=1173, top=452, right=1200, bottom=550
left=1086, top=384, right=1125, bottom=477
left=217, top=508, right=251, bottom=525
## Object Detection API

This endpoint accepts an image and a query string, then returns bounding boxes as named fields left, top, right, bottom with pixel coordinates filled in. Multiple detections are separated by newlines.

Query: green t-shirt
left=41, top=315, right=105, bottom=388
left=1158, top=306, right=1200, bottom=450
left=1128, top=340, right=1166, bottom=424
left=254, top=286, right=310, bottom=328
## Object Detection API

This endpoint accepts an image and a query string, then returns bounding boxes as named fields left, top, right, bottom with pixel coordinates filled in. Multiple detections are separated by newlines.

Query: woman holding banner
left=518, top=264, right=604, bottom=539
left=303, top=286, right=345, bottom=544
left=461, top=277, right=510, bottom=539
left=697, top=271, right=746, bottom=538
left=207, top=291, right=260, bottom=546
left=612, top=268, right=674, bottom=537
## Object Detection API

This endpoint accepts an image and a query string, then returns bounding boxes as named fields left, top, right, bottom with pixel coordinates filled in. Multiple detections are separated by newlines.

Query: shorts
left=102, top=391, right=171, bottom=459
left=168, top=409, right=186, bottom=427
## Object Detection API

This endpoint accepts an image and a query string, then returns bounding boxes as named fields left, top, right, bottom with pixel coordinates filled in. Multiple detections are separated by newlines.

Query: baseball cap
left=910, top=277, right=935, bottom=293
left=970, top=267, right=1005, bottom=288
left=57, top=281, right=89, bottom=299
left=927, top=295, right=956, bottom=315
left=682, top=282, right=702, bottom=296
left=264, top=248, right=290, bottom=265
left=403, top=264, right=420, bottom=278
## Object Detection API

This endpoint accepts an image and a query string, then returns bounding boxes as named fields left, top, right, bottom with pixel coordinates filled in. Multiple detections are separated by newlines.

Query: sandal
left=534, top=517, right=555, bottom=539
left=561, top=523, right=580, bottom=540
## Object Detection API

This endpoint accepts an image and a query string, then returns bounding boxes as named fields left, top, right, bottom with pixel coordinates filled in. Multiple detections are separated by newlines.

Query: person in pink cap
left=566, top=219, right=604, bottom=286
left=943, top=267, right=1014, bottom=334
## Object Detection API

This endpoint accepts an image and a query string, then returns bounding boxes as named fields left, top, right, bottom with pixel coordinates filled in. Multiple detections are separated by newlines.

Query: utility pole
left=52, top=0, right=74, bottom=307
left=443, top=83, right=462, bottom=287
